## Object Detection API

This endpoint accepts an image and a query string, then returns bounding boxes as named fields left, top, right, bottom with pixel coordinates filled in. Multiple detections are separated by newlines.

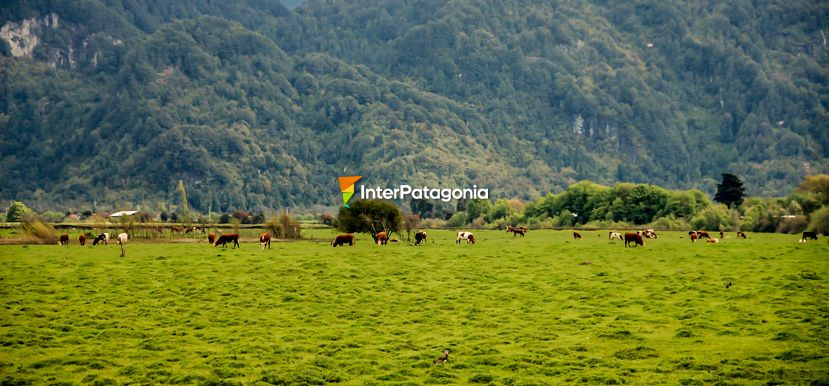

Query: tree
left=336, top=200, right=402, bottom=237
left=5, top=201, right=32, bottom=222
left=714, top=173, right=746, bottom=208
left=177, top=179, right=189, bottom=211
left=795, top=174, right=829, bottom=207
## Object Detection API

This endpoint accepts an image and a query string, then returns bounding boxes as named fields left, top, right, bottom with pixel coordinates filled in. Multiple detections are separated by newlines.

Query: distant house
left=110, top=210, right=139, bottom=218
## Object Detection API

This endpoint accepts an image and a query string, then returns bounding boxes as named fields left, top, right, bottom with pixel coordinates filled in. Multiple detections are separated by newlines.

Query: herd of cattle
left=53, top=227, right=822, bottom=252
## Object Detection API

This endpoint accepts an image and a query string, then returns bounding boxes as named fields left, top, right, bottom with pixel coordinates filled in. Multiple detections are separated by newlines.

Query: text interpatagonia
left=360, top=184, right=489, bottom=202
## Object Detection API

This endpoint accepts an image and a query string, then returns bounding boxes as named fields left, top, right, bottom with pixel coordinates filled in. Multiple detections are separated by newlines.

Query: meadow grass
left=0, top=230, right=827, bottom=385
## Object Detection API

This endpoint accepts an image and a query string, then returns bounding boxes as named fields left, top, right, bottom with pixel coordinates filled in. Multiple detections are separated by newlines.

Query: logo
left=338, top=176, right=362, bottom=208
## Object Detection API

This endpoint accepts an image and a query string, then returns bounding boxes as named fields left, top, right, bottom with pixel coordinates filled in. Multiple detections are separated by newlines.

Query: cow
left=373, top=231, right=389, bottom=246
left=79, top=234, right=86, bottom=246
left=690, top=232, right=698, bottom=243
left=456, top=231, right=476, bottom=244
left=737, top=231, right=747, bottom=239
left=171, top=226, right=184, bottom=234
left=707, top=238, right=720, bottom=244
left=92, top=233, right=109, bottom=245
left=213, top=233, right=240, bottom=249
left=117, top=233, right=128, bottom=256
left=415, top=231, right=427, bottom=245
left=259, top=232, right=271, bottom=249
left=642, top=229, right=658, bottom=238
left=802, top=231, right=818, bottom=241
left=573, top=231, right=582, bottom=239
left=505, top=225, right=526, bottom=237
left=609, top=232, right=622, bottom=244
left=207, top=233, right=216, bottom=244
left=696, top=230, right=711, bottom=239
left=332, top=234, right=355, bottom=247
left=59, top=233, right=69, bottom=245
left=624, top=232, right=644, bottom=247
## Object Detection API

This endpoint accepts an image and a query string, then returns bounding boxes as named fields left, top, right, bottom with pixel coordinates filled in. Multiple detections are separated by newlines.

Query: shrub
left=266, top=210, right=302, bottom=239
left=808, top=206, right=829, bottom=235
left=690, top=204, right=735, bottom=231
left=5, top=201, right=32, bottom=222
left=19, top=214, right=57, bottom=244
left=777, top=215, right=809, bottom=234
left=419, top=218, right=446, bottom=228
left=446, top=212, right=468, bottom=228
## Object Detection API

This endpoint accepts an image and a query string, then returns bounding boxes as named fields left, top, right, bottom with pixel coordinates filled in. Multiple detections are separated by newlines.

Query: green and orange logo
left=338, top=176, right=362, bottom=208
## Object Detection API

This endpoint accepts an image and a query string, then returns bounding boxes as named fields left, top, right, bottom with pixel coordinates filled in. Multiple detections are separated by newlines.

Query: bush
left=446, top=212, right=468, bottom=228
left=808, top=206, right=829, bottom=235
left=5, top=201, right=32, bottom=222
left=19, top=214, right=57, bottom=244
left=690, top=204, right=735, bottom=231
left=647, top=215, right=690, bottom=231
left=39, top=211, right=65, bottom=223
left=419, top=218, right=446, bottom=228
left=777, top=215, right=809, bottom=234
left=266, top=210, right=302, bottom=239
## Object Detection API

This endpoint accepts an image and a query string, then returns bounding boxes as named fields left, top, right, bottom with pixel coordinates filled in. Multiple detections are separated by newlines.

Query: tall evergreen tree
left=714, top=173, right=746, bottom=208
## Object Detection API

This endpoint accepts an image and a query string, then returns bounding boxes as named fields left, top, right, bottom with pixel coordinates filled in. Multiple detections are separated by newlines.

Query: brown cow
left=213, top=234, right=240, bottom=249
left=259, top=232, right=271, bottom=249
left=573, top=231, right=582, bottom=239
left=505, top=225, right=526, bottom=237
left=59, top=233, right=69, bottom=245
left=332, top=234, right=355, bottom=247
left=624, top=232, right=644, bottom=247
left=707, top=238, right=720, bottom=244
left=207, top=233, right=216, bottom=244
left=696, top=230, right=711, bottom=239
left=415, top=231, right=427, bottom=245
left=374, top=231, right=389, bottom=246
left=79, top=234, right=87, bottom=246
left=690, top=232, right=698, bottom=243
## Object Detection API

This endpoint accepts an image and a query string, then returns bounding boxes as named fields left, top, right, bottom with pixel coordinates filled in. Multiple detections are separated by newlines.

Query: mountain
left=1, top=0, right=827, bottom=212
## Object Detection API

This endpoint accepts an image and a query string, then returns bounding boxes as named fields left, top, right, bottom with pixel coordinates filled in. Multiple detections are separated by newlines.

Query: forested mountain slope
left=1, top=0, right=827, bottom=211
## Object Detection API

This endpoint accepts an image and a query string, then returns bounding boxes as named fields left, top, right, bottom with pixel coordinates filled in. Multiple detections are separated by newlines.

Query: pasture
left=0, top=230, right=827, bottom=385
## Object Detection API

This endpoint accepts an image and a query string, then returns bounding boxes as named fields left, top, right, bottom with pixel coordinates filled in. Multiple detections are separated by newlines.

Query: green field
left=1, top=230, right=827, bottom=385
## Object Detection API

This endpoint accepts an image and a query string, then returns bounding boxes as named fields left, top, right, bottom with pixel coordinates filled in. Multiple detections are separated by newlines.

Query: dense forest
left=1, top=0, right=827, bottom=213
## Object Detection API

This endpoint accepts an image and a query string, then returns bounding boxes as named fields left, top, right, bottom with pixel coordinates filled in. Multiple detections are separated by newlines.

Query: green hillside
left=1, top=0, right=827, bottom=212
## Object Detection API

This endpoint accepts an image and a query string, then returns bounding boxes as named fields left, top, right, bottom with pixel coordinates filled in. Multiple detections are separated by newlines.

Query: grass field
left=0, top=230, right=827, bottom=385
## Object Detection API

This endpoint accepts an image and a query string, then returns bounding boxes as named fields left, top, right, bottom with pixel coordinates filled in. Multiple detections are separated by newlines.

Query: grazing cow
left=373, top=231, right=389, bottom=246
left=213, top=234, right=240, bottom=248
left=737, top=231, right=747, bottom=239
left=802, top=231, right=818, bottom=241
left=707, top=238, right=720, bottom=244
left=609, top=232, right=622, bottom=244
left=696, top=230, right=711, bottom=239
left=207, top=233, right=216, bottom=244
left=456, top=231, right=476, bottom=244
left=171, top=226, right=184, bottom=234
left=415, top=231, right=427, bottom=245
left=59, top=233, right=69, bottom=245
left=259, top=232, right=271, bottom=249
left=573, top=231, right=582, bottom=239
left=332, top=234, right=355, bottom=247
left=92, top=233, right=109, bottom=245
left=79, top=234, right=86, bottom=246
left=640, top=229, right=658, bottom=239
left=505, top=225, right=526, bottom=237
left=117, top=233, right=128, bottom=256
left=690, top=232, right=698, bottom=243
left=624, top=232, right=644, bottom=247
